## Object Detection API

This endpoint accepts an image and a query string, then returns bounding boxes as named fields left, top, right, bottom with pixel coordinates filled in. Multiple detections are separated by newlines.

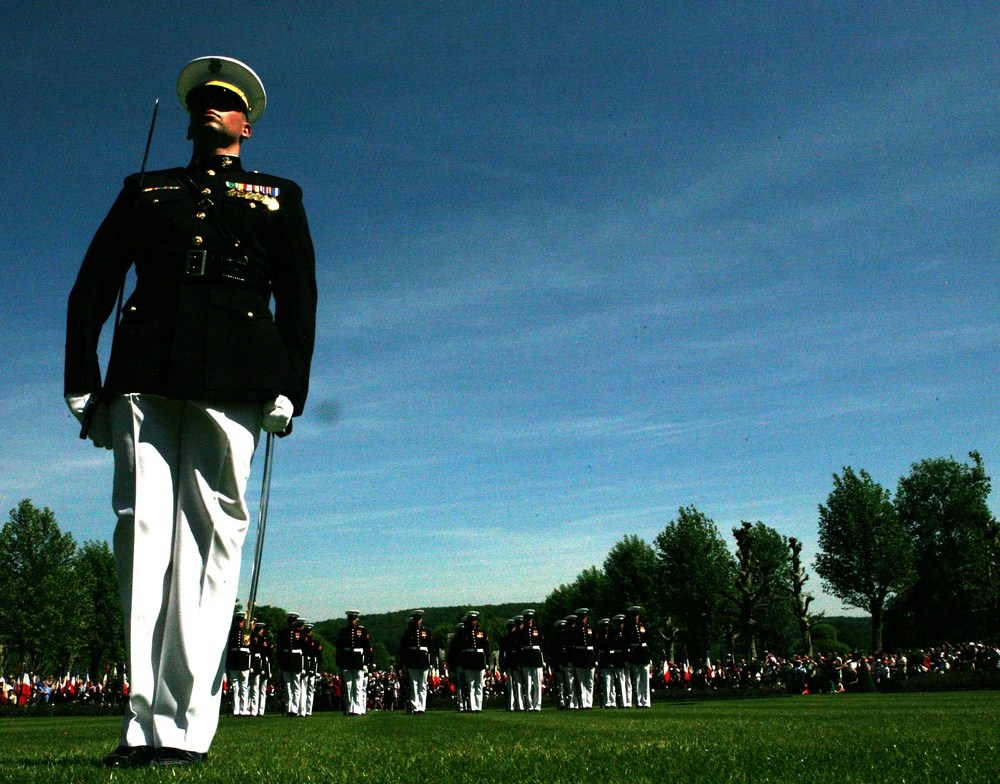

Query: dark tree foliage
left=542, top=566, right=612, bottom=626
left=75, top=540, right=125, bottom=677
left=249, top=604, right=293, bottom=642
left=603, top=535, right=664, bottom=633
left=815, top=467, right=912, bottom=652
left=732, top=521, right=795, bottom=660
left=891, top=452, right=998, bottom=644
left=0, top=501, right=127, bottom=679
left=654, top=506, right=736, bottom=663
left=0, top=500, right=82, bottom=674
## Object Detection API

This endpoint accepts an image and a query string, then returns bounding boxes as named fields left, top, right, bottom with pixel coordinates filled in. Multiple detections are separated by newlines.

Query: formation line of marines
left=499, top=606, right=653, bottom=710
left=227, top=605, right=654, bottom=716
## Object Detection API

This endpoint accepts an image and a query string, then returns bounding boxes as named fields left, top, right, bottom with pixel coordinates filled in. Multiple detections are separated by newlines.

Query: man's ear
left=241, top=121, right=252, bottom=141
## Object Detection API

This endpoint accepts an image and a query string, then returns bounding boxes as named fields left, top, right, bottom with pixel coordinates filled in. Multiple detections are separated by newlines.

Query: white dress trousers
left=521, top=666, right=544, bottom=711
left=300, top=672, right=315, bottom=716
left=248, top=671, right=266, bottom=716
left=111, top=394, right=260, bottom=753
left=283, top=669, right=302, bottom=715
left=228, top=668, right=251, bottom=715
left=601, top=666, right=616, bottom=707
left=575, top=665, right=595, bottom=708
left=342, top=669, right=367, bottom=715
left=614, top=665, right=632, bottom=707
left=407, top=668, right=429, bottom=712
left=466, top=668, right=485, bottom=712
left=629, top=662, right=651, bottom=707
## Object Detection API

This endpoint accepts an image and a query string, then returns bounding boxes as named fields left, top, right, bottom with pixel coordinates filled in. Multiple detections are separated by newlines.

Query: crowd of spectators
left=668, top=642, right=1000, bottom=694
left=0, top=669, right=127, bottom=707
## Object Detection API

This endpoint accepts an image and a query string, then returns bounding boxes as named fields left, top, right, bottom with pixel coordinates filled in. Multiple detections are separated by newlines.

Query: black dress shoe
left=149, top=747, right=208, bottom=767
left=103, top=745, right=153, bottom=768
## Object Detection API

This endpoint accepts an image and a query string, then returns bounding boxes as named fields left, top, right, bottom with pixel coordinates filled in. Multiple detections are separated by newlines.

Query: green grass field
left=2, top=692, right=998, bottom=783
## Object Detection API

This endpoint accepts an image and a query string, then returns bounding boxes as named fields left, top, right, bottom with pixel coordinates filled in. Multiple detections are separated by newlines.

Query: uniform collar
left=187, top=154, right=244, bottom=172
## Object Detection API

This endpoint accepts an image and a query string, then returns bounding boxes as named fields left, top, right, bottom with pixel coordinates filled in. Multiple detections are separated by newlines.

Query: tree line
left=1, top=450, right=995, bottom=676
left=540, top=451, right=998, bottom=660
left=0, top=500, right=124, bottom=678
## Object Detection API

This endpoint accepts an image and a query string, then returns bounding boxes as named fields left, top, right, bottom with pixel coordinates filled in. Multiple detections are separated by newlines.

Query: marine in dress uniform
left=498, top=619, right=522, bottom=711
left=518, top=609, right=545, bottom=711
left=458, top=612, right=490, bottom=712
left=448, top=623, right=467, bottom=711
left=225, top=611, right=251, bottom=716
left=548, top=619, right=568, bottom=709
left=279, top=613, right=305, bottom=716
left=560, top=615, right=579, bottom=709
left=624, top=606, right=652, bottom=708
left=247, top=621, right=270, bottom=716
left=511, top=614, right=526, bottom=709
left=596, top=618, right=615, bottom=708
left=65, top=56, right=316, bottom=768
left=399, top=610, right=433, bottom=714
left=571, top=608, right=597, bottom=709
left=300, top=623, right=318, bottom=716
left=610, top=614, right=631, bottom=707
left=336, top=611, right=372, bottom=715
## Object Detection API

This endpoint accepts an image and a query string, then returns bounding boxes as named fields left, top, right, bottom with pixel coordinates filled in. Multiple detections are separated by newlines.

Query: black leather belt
left=183, top=249, right=260, bottom=285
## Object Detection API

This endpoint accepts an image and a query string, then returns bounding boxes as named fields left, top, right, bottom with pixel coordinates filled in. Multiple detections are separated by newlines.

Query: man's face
left=186, top=86, right=251, bottom=144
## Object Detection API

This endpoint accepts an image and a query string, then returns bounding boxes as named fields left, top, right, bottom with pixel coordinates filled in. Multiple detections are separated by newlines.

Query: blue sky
left=2, top=2, right=998, bottom=623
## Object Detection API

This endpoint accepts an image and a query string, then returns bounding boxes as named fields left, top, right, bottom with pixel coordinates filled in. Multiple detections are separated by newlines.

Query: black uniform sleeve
left=65, top=180, right=138, bottom=396
left=268, top=181, right=316, bottom=416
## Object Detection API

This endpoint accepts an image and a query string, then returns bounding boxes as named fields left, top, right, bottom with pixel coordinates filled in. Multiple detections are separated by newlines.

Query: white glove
left=261, top=395, right=294, bottom=433
left=65, top=393, right=113, bottom=450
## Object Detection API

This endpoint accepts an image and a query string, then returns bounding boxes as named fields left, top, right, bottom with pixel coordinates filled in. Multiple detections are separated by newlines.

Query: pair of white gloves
left=66, top=393, right=294, bottom=449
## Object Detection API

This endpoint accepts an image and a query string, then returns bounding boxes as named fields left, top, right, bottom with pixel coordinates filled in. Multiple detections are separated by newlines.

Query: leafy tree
left=653, top=506, right=736, bottom=663
left=250, top=604, right=292, bottom=641
left=603, top=534, right=663, bottom=628
left=371, top=641, right=392, bottom=671
left=732, top=521, right=794, bottom=660
left=892, top=451, right=997, bottom=643
left=542, top=566, right=612, bottom=626
left=815, top=468, right=912, bottom=652
left=0, top=500, right=82, bottom=674
left=75, top=540, right=124, bottom=677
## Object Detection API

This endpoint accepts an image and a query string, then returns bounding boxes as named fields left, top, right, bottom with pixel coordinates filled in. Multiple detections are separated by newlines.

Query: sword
left=244, top=431, right=276, bottom=644
left=80, top=98, right=160, bottom=440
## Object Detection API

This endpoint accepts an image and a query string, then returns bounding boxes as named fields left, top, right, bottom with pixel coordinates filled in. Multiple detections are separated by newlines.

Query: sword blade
left=245, top=431, right=275, bottom=625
